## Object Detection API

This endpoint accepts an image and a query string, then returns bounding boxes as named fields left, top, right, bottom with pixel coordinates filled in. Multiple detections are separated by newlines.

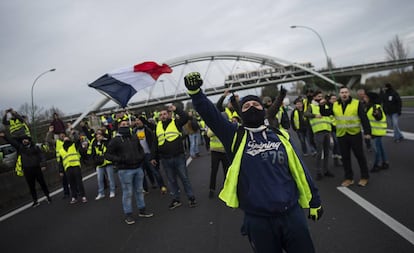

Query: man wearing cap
left=184, top=72, right=322, bottom=253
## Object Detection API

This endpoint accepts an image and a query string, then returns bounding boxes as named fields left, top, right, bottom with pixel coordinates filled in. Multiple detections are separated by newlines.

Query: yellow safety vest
left=309, top=104, right=332, bottom=133
left=15, top=155, right=24, bottom=176
left=219, top=128, right=313, bottom=208
left=94, top=144, right=112, bottom=167
left=9, top=119, right=31, bottom=137
left=367, top=105, right=387, bottom=137
left=292, top=110, right=300, bottom=130
left=58, top=144, right=81, bottom=171
left=208, top=129, right=225, bottom=152
left=55, top=139, right=63, bottom=162
left=333, top=99, right=361, bottom=137
left=156, top=119, right=182, bottom=146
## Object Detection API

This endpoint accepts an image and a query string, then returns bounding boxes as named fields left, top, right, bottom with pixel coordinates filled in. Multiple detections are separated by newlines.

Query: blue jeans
left=189, top=133, right=199, bottom=157
left=387, top=113, right=404, bottom=140
left=96, top=164, right=115, bottom=195
left=161, top=154, right=194, bottom=200
left=242, top=204, right=315, bottom=253
left=117, top=168, right=145, bottom=214
left=373, top=137, right=387, bottom=166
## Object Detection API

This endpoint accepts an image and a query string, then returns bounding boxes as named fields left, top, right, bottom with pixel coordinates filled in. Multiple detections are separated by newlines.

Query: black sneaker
left=381, top=162, right=389, bottom=170
left=124, top=215, right=135, bottom=225
left=188, top=197, right=197, bottom=208
left=32, top=202, right=40, bottom=208
left=168, top=199, right=182, bottom=210
left=370, top=165, right=381, bottom=173
left=138, top=208, right=154, bottom=218
left=46, top=196, right=52, bottom=203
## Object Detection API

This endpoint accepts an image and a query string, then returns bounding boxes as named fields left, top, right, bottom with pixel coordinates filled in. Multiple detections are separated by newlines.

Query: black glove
left=308, top=206, right=323, bottom=221
left=184, top=72, right=203, bottom=91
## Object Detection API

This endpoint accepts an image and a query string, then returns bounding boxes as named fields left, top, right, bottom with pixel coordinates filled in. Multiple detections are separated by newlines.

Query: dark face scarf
left=241, top=107, right=265, bottom=128
left=118, top=127, right=131, bottom=136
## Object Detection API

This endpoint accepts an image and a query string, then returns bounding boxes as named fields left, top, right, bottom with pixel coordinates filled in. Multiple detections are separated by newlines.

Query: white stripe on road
left=337, top=186, right=414, bottom=245
left=386, top=130, right=414, bottom=140
left=0, top=171, right=97, bottom=222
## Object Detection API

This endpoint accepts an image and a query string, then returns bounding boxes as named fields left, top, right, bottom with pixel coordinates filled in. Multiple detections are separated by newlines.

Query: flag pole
left=71, top=96, right=111, bottom=129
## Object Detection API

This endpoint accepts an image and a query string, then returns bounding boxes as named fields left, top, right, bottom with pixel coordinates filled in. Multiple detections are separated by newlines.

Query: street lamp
left=31, top=68, right=56, bottom=143
left=290, top=25, right=336, bottom=85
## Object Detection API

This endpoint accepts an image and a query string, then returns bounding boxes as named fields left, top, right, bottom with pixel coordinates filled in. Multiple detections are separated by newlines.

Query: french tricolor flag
left=89, top=61, right=172, bottom=107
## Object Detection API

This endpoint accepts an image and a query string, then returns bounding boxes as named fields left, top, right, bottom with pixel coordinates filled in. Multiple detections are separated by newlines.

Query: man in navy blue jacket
left=184, top=72, right=323, bottom=253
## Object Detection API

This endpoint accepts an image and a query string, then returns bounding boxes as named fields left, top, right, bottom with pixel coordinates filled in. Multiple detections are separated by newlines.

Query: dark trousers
left=23, top=166, right=50, bottom=202
left=338, top=133, right=369, bottom=180
left=242, top=204, right=315, bottom=253
left=314, top=131, right=331, bottom=174
left=66, top=166, right=86, bottom=198
left=209, top=151, right=230, bottom=191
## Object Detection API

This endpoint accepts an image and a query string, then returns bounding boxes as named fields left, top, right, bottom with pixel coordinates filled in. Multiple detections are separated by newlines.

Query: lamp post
left=290, top=25, right=336, bottom=85
left=31, top=68, right=56, bottom=143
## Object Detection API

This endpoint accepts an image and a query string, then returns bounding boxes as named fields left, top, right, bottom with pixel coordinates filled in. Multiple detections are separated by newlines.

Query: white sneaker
left=109, top=192, right=115, bottom=198
left=95, top=194, right=105, bottom=200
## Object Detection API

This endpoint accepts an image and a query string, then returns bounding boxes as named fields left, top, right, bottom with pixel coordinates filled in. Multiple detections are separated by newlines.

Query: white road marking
left=0, top=171, right=97, bottom=222
left=337, top=186, right=414, bottom=245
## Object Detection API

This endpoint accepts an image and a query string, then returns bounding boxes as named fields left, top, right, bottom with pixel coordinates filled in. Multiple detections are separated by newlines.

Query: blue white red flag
left=89, top=61, right=172, bottom=107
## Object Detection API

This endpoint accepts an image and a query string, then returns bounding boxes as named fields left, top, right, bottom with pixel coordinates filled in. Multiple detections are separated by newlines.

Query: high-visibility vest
left=9, top=119, right=31, bottom=137
left=15, top=155, right=24, bottom=176
left=225, top=108, right=233, bottom=121
left=58, top=144, right=81, bottom=171
left=292, top=110, right=300, bottom=130
left=94, top=144, right=112, bottom=167
left=367, top=105, right=387, bottom=137
left=55, top=139, right=64, bottom=162
left=208, top=129, right=225, bottom=152
left=333, top=99, right=361, bottom=137
left=156, top=119, right=182, bottom=146
left=309, top=104, right=332, bottom=133
left=219, top=128, right=313, bottom=208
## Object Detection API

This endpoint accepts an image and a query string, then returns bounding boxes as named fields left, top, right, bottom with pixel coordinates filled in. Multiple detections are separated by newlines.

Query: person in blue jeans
left=89, top=132, right=116, bottom=200
left=150, top=104, right=197, bottom=210
left=381, top=83, right=404, bottom=142
left=105, top=120, right=153, bottom=225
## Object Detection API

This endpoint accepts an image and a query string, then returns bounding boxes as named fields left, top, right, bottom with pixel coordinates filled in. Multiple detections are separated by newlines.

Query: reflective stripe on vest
left=219, top=128, right=312, bottom=208
left=9, top=119, right=31, bottom=136
left=59, top=144, right=81, bottom=171
left=156, top=119, right=181, bottom=146
left=333, top=99, right=361, bottom=137
left=367, top=105, right=387, bottom=136
left=15, top=155, right=24, bottom=176
left=309, top=104, right=332, bottom=133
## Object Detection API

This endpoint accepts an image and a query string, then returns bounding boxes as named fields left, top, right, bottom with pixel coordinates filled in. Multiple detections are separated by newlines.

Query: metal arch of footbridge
left=126, top=51, right=337, bottom=110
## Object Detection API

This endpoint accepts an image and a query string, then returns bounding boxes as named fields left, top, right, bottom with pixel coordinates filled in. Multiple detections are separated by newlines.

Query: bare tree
left=385, top=35, right=409, bottom=74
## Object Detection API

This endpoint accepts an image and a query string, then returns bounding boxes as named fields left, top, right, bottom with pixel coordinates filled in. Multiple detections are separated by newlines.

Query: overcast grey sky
left=1, top=0, right=413, bottom=115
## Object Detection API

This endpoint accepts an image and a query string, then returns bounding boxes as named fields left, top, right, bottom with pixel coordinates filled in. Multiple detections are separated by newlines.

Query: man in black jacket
left=382, top=83, right=404, bottom=142
left=1, top=133, right=51, bottom=207
left=105, top=120, right=153, bottom=225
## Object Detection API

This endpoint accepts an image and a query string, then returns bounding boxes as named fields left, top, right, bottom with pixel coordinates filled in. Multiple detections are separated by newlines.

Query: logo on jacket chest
left=246, top=140, right=281, bottom=156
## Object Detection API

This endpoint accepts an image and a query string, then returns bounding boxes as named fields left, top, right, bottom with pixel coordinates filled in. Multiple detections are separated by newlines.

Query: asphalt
left=1, top=110, right=413, bottom=253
